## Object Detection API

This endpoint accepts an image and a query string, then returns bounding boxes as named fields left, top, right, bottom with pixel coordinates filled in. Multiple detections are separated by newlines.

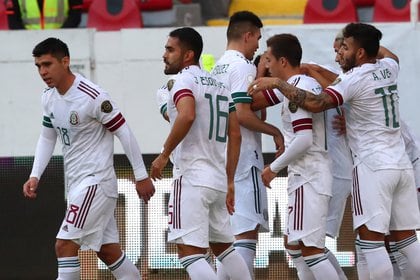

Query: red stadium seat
left=87, top=0, right=143, bottom=31
left=303, top=0, right=358, bottom=23
left=373, top=0, right=417, bottom=22
left=139, top=0, right=173, bottom=11
left=0, top=1, right=9, bottom=30
left=352, top=0, right=375, bottom=7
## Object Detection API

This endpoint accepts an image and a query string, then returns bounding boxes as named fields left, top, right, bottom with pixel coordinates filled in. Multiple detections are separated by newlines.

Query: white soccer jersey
left=325, top=105, right=353, bottom=179
left=281, top=74, right=331, bottom=194
left=167, top=65, right=233, bottom=192
left=326, top=58, right=412, bottom=170
left=40, top=74, right=127, bottom=197
left=156, top=83, right=169, bottom=119
left=212, top=50, right=264, bottom=175
left=400, top=120, right=420, bottom=187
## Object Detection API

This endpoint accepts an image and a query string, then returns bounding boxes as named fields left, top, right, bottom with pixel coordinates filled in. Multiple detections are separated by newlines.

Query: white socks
left=396, top=234, right=420, bottom=278
left=304, top=253, right=339, bottom=280
left=108, top=252, right=140, bottom=280
left=180, top=254, right=217, bottom=280
left=57, top=256, right=80, bottom=280
left=324, top=247, right=347, bottom=280
left=287, top=249, right=315, bottom=280
left=358, top=239, right=393, bottom=279
left=217, top=246, right=252, bottom=280
left=233, top=239, right=257, bottom=279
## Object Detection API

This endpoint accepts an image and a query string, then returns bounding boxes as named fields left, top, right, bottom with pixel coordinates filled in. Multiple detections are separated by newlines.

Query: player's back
left=329, top=58, right=411, bottom=170
left=167, top=65, right=232, bottom=191
left=212, top=49, right=264, bottom=175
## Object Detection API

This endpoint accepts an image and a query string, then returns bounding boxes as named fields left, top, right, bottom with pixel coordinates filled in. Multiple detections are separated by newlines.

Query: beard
left=341, top=55, right=357, bottom=72
left=164, top=61, right=182, bottom=75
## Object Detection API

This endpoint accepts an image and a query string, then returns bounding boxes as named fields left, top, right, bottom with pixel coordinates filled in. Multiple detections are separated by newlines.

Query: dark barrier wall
left=0, top=155, right=357, bottom=280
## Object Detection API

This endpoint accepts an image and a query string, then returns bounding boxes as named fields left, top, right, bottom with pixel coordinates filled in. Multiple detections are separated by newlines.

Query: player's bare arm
left=377, top=46, right=399, bottom=63
left=226, top=110, right=241, bottom=215
left=235, top=102, right=284, bottom=150
left=250, top=90, right=273, bottom=111
left=249, top=77, right=337, bottom=113
left=151, top=96, right=195, bottom=180
left=301, top=63, right=338, bottom=89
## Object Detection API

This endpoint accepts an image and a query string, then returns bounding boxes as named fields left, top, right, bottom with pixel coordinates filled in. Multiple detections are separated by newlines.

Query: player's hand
left=226, top=182, right=235, bottom=215
left=332, top=108, right=346, bottom=135
left=261, top=166, right=277, bottom=188
left=256, top=52, right=270, bottom=78
left=248, top=77, right=280, bottom=96
left=23, top=177, right=39, bottom=199
left=150, top=153, right=169, bottom=181
left=273, top=134, right=285, bottom=158
left=135, top=177, right=155, bottom=204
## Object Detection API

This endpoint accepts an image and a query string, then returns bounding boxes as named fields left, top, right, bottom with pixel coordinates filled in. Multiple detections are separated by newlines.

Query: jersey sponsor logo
left=69, top=111, right=79, bottom=125
left=167, top=79, right=175, bottom=91
left=101, top=100, right=113, bottom=113
left=288, top=102, right=298, bottom=113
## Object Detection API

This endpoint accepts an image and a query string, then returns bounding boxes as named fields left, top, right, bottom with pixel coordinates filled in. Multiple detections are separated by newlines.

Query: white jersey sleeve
left=156, top=83, right=170, bottom=118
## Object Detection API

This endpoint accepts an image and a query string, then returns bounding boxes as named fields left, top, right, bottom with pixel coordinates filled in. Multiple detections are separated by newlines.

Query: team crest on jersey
left=331, top=77, right=341, bottom=86
left=69, top=111, right=79, bottom=125
left=167, top=79, right=175, bottom=91
left=101, top=100, right=113, bottom=113
left=288, top=102, right=298, bottom=113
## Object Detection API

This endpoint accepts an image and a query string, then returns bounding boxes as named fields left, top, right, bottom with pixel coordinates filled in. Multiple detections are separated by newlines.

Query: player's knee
left=55, top=239, right=79, bottom=257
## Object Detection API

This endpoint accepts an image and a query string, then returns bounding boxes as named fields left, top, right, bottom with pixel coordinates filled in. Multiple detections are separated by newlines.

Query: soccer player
left=150, top=27, right=251, bottom=280
left=249, top=22, right=420, bottom=279
left=22, top=37, right=155, bottom=279
left=211, top=11, right=284, bottom=279
left=258, top=33, right=340, bottom=280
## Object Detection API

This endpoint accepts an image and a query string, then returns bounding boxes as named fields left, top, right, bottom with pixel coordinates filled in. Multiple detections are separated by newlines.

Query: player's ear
left=184, top=50, right=195, bottom=64
left=356, top=48, right=365, bottom=60
left=61, top=56, right=70, bottom=68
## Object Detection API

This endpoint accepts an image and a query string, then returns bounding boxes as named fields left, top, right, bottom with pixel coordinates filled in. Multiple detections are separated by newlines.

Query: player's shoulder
left=74, top=74, right=106, bottom=100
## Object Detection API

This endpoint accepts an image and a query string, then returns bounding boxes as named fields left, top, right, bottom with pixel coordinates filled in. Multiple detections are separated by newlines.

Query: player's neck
left=226, top=42, right=246, bottom=58
left=57, top=73, right=76, bottom=95
left=283, top=67, right=300, bottom=81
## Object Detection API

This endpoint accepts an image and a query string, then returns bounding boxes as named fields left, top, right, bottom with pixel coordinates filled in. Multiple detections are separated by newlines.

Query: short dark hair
left=343, top=23, right=382, bottom=58
left=32, top=38, right=70, bottom=60
left=266, top=34, right=302, bottom=67
left=169, top=27, right=203, bottom=63
left=227, top=11, right=263, bottom=41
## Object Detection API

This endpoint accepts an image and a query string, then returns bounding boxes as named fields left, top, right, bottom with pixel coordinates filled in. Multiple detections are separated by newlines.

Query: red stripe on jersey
left=325, top=88, right=344, bottom=107
left=173, top=89, right=194, bottom=105
left=172, top=177, right=182, bottom=229
left=292, top=118, right=313, bottom=132
left=78, top=82, right=100, bottom=99
left=352, top=167, right=363, bottom=216
left=74, top=185, right=97, bottom=229
left=294, top=186, right=303, bottom=231
left=104, top=113, right=126, bottom=132
left=262, top=89, right=281, bottom=106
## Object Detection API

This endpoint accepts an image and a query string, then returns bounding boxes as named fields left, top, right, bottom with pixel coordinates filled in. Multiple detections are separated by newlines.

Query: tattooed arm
left=248, top=77, right=337, bottom=113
